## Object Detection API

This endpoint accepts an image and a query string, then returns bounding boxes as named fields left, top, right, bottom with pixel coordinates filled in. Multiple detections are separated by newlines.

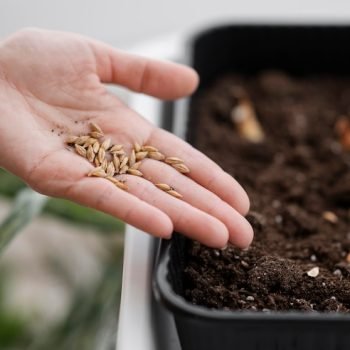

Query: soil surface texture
left=184, top=71, right=350, bottom=312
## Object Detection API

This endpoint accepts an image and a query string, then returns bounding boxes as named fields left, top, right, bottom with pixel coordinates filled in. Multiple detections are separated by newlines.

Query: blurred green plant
left=0, top=188, right=47, bottom=254
left=0, top=168, right=125, bottom=349
left=28, top=246, right=123, bottom=350
left=0, top=168, right=124, bottom=233
left=0, top=286, right=31, bottom=348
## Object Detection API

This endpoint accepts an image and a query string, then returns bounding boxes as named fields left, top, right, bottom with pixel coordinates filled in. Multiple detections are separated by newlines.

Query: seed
left=75, top=135, right=90, bottom=145
left=172, top=163, right=190, bottom=174
left=323, top=211, right=338, bottom=224
left=106, top=162, right=116, bottom=177
left=92, top=141, right=100, bottom=154
left=155, top=183, right=172, bottom=191
left=106, top=176, right=128, bottom=190
left=165, top=157, right=184, bottom=165
left=101, top=159, right=108, bottom=171
left=136, top=151, right=148, bottom=161
left=66, top=135, right=78, bottom=144
left=112, top=150, right=125, bottom=156
left=134, top=142, right=141, bottom=152
left=83, top=137, right=97, bottom=147
left=167, top=190, right=183, bottom=199
left=90, top=122, right=103, bottom=134
left=120, top=156, right=129, bottom=169
left=88, top=166, right=106, bottom=177
left=98, top=147, right=106, bottom=163
left=86, top=145, right=95, bottom=162
left=230, top=99, right=265, bottom=143
left=90, top=131, right=104, bottom=139
left=241, top=260, right=249, bottom=268
left=101, top=138, right=111, bottom=150
left=119, top=165, right=129, bottom=174
left=307, top=267, right=319, bottom=278
left=142, top=145, right=158, bottom=152
left=246, top=296, right=254, bottom=301
left=130, top=161, right=141, bottom=170
left=346, top=253, right=350, bottom=263
left=109, top=144, right=123, bottom=153
left=106, top=176, right=118, bottom=184
left=113, top=155, right=120, bottom=170
left=94, top=157, right=100, bottom=167
left=129, top=150, right=136, bottom=166
left=127, top=169, right=143, bottom=176
left=75, top=144, right=87, bottom=157
left=148, top=151, right=165, bottom=161
left=115, top=180, right=128, bottom=191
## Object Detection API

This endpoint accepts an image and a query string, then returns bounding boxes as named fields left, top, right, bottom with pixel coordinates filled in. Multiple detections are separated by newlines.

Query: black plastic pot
left=153, top=25, right=350, bottom=350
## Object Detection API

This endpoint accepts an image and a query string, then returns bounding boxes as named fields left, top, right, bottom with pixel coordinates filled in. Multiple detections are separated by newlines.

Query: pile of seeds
left=66, top=122, right=189, bottom=198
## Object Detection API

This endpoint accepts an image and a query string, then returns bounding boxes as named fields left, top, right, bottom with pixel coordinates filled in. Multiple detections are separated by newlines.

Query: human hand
left=0, top=28, right=253, bottom=248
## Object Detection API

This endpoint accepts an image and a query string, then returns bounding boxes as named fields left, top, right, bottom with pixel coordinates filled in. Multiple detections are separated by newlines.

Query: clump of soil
left=184, top=71, right=350, bottom=312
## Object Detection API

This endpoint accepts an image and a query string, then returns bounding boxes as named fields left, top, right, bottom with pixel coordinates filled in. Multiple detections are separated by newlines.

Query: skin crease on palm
left=0, top=28, right=253, bottom=249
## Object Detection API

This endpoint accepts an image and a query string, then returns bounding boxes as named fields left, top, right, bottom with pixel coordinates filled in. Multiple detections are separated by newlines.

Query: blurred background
left=1, top=1, right=350, bottom=349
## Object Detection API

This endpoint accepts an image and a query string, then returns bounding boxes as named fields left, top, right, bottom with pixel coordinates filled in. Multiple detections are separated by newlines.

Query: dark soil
left=184, top=71, right=350, bottom=312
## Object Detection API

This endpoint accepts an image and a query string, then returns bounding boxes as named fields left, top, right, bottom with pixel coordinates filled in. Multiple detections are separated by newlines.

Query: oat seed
left=94, top=157, right=100, bottom=167
left=113, top=155, right=120, bottom=170
left=134, top=142, right=141, bottom=152
left=119, top=165, right=129, bottom=174
left=106, top=162, right=115, bottom=177
left=101, top=138, right=111, bottom=150
left=136, top=151, right=148, bottom=161
left=92, top=141, right=100, bottom=153
left=90, top=122, right=103, bottom=134
left=88, top=167, right=106, bottom=177
left=120, top=156, right=129, bottom=169
left=167, top=190, right=183, bottom=199
left=90, top=131, right=104, bottom=139
left=130, top=161, right=141, bottom=170
left=66, top=135, right=78, bottom=144
left=100, top=159, right=107, bottom=171
left=142, top=145, right=158, bottom=152
left=126, top=169, right=143, bottom=176
left=86, top=145, right=95, bottom=162
left=109, top=144, right=123, bottom=153
left=129, top=150, right=136, bottom=166
left=171, top=163, right=190, bottom=174
left=155, top=183, right=172, bottom=191
left=322, top=211, right=338, bottom=224
left=75, top=135, right=90, bottom=145
left=148, top=151, right=165, bottom=161
left=75, top=144, right=87, bottom=157
left=165, top=157, right=184, bottom=165
left=98, top=147, right=106, bottom=163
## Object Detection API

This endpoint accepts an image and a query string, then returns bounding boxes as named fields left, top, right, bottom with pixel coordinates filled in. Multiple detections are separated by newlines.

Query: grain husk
left=127, top=169, right=143, bottom=176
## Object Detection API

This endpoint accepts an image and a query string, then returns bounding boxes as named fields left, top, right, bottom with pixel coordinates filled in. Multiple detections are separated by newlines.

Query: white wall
left=2, top=0, right=350, bottom=48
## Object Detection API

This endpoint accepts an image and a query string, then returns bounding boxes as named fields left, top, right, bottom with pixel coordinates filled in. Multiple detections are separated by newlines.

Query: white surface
left=2, top=1, right=350, bottom=46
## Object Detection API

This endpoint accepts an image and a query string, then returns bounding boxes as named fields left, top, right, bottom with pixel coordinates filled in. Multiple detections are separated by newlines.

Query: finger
left=139, top=159, right=253, bottom=248
left=88, top=39, right=199, bottom=99
left=63, top=176, right=173, bottom=238
left=120, top=174, right=229, bottom=248
left=148, top=128, right=250, bottom=215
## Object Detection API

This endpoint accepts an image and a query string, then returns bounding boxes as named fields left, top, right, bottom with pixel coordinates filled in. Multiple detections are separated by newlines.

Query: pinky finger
left=63, top=176, right=173, bottom=239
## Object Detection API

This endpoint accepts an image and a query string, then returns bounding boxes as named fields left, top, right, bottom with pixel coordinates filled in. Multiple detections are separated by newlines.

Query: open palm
left=0, top=28, right=253, bottom=248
